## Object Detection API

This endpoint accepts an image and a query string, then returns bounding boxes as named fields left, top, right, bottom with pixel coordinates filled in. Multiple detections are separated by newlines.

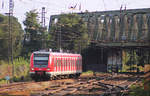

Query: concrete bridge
left=50, top=8, right=150, bottom=47
left=49, top=8, right=150, bottom=72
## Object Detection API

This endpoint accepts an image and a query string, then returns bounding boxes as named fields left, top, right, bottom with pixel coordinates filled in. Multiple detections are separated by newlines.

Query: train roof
left=33, top=51, right=81, bottom=56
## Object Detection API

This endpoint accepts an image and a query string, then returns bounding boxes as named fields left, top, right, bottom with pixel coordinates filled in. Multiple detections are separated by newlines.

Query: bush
left=129, top=83, right=150, bottom=96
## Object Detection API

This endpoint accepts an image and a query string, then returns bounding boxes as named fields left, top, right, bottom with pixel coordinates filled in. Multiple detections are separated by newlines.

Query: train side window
left=71, top=58, right=73, bottom=69
left=64, top=58, right=66, bottom=71
left=59, top=58, right=61, bottom=68
left=73, top=58, right=75, bottom=69
left=71, top=58, right=72, bottom=67
left=76, top=58, right=77, bottom=70
left=54, top=57, right=56, bottom=67
left=59, top=58, right=61, bottom=69
left=72, top=58, right=74, bottom=69
left=61, top=57, right=62, bottom=69
left=57, top=58, right=59, bottom=70
left=70, top=58, right=71, bottom=67
left=72, top=58, right=75, bottom=68
left=59, top=58, right=61, bottom=70
left=65, top=58, right=66, bottom=70
left=72, top=58, right=73, bottom=66
left=77, top=57, right=79, bottom=69
left=62, top=58, right=63, bottom=71
left=67, top=57, right=69, bottom=67
left=55, top=57, right=57, bottom=67
left=67, top=58, right=68, bottom=70
left=76, top=57, right=77, bottom=70
left=66, top=58, right=67, bottom=70
left=68, top=58, right=70, bottom=69
left=74, top=58, right=77, bottom=69
left=63, top=57, right=65, bottom=71
left=68, top=58, right=69, bottom=66
left=65, top=58, right=67, bottom=70
left=64, top=58, right=65, bottom=70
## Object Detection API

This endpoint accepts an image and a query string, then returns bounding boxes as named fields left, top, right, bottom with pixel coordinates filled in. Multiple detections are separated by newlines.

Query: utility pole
left=41, top=7, right=46, bottom=49
left=9, top=0, right=14, bottom=79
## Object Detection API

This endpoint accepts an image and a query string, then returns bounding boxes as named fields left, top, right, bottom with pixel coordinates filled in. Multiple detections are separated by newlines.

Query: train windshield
left=34, top=54, right=49, bottom=68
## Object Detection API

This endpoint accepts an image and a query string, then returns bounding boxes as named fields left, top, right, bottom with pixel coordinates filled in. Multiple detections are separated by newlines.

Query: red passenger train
left=30, top=51, right=82, bottom=81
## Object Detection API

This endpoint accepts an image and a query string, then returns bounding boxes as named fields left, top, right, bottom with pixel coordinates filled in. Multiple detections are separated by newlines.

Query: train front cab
left=29, top=53, right=52, bottom=80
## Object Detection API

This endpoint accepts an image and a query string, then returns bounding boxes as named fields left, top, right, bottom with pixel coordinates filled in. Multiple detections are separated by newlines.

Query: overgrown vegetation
left=129, top=83, right=150, bottom=96
left=0, top=57, right=31, bottom=84
left=122, top=49, right=148, bottom=72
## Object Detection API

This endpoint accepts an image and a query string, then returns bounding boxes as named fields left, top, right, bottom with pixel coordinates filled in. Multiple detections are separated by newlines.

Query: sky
left=0, top=0, right=150, bottom=28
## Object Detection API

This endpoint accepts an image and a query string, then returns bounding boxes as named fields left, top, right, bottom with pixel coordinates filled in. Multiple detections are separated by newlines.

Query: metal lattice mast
left=41, top=7, right=46, bottom=49
left=41, top=7, right=46, bottom=27
left=9, top=0, right=14, bottom=78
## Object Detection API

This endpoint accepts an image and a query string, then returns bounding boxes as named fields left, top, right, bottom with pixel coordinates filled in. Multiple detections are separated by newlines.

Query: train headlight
left=47, top=68, right=50, bottom=71
left=31, top=68, right=34, bottom=71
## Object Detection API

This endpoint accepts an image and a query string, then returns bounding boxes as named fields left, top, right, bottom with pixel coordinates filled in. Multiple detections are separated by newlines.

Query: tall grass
left=0, top=57, right=31, bottom=84
left=13, top=57, right=29, bottom=78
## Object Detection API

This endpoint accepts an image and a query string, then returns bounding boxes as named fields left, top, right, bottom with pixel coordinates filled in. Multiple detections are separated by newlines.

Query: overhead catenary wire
left=18, top=0, right=65, bottom=8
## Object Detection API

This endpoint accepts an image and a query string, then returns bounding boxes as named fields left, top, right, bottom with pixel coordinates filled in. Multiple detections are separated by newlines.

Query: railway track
left=0, top=79, right=77, bottom=95
left=31, top=74, right=141, bottom=96
left=0, top=82, right=33, bottom=92
left=0, top=73, right=142, bottom=96
left=100, top=74, right=142, bottom=96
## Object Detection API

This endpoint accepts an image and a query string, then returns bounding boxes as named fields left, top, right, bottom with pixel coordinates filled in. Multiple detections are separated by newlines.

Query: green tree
left=49, top=13, right=90, bottom=52
left=23, top=10, right=46, bottom=56
left=0, top=14, right=23, bottom=60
